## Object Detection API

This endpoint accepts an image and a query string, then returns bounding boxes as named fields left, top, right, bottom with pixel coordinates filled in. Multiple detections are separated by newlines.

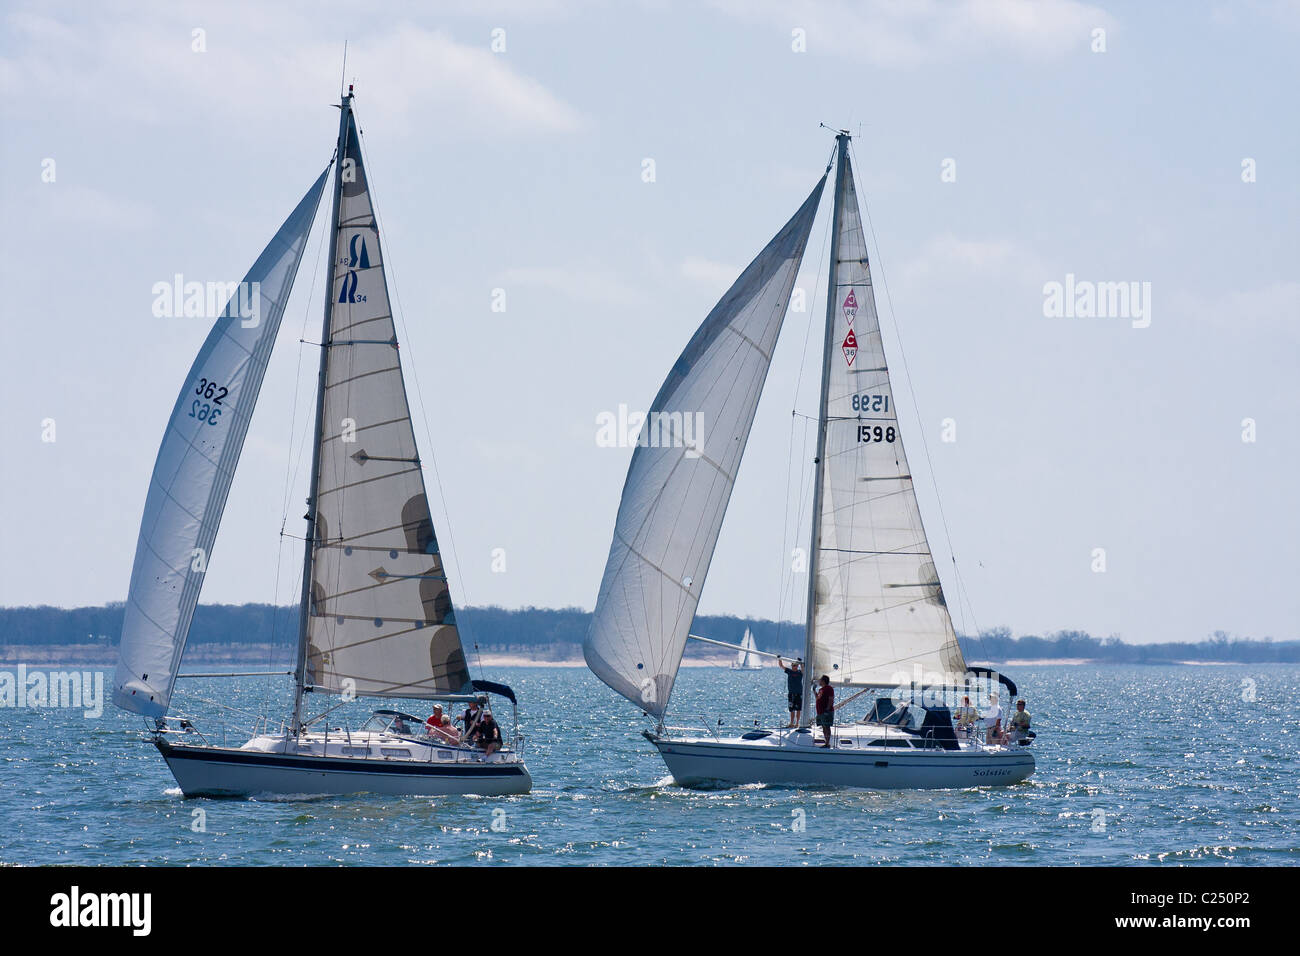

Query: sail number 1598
left=857, top=425, right=896, bottom=444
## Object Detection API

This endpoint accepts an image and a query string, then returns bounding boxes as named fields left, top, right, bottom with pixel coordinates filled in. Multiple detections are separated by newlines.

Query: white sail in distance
left=585, top=175, right=827, bottom=718
left=738, top=629, right=760, bottom=668
left=114, top=170, right=329, bottom=717
left=301, top=103, right=472, bottom=699
left=808, top=144, right=965, bottom=687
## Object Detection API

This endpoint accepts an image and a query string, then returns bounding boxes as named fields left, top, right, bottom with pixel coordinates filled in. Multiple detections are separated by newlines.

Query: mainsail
left=806, top=138, right=965, bottom=687
left=584, top=175, right=826, bottom=718
left=114, top=170, right=329, bottom=717
left=299, top=98, right=472, bottom=700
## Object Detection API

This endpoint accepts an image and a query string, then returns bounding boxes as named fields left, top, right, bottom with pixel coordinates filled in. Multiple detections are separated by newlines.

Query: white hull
left=649, top=726, right=1034, bottom=790
left=156, top=731, right=531, bottom=798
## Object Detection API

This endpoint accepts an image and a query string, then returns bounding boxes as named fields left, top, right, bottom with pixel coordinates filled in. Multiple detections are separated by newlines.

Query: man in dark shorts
left=476, top=711, right=503, bottom=757
left=777, top=656, right=803, bottom=727
left=815, top=675, right=834, bottom=747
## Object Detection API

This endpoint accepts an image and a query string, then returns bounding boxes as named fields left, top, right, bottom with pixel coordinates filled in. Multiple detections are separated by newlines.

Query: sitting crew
left=440, top=715, right=461, bottom=744
left=954, top=696, right=978, bottom=736
left=982, top=693, right=1002, bottom=745
left=475, top=710, right=503, bottom=757
left=423, top=704, right=445, bottom=738
left=1002, top=699, right=1031, bottom=745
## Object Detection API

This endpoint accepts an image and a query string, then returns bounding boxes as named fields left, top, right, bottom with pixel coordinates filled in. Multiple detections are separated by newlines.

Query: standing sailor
left=777, top=657, right=804, bottom=728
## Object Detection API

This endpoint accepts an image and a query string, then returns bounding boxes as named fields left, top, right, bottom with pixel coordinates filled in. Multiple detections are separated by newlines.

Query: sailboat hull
left=648, top=729, right=1034, bottom=790
left=156, top=737, right=532, bottom=798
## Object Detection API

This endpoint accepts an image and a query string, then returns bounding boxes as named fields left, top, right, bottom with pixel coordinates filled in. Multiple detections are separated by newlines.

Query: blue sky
left=1, top=0, right=1296, bottom=644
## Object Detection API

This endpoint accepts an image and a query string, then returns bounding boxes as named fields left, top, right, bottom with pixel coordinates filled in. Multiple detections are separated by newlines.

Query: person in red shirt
left=814, top=675, right=834, bottom=747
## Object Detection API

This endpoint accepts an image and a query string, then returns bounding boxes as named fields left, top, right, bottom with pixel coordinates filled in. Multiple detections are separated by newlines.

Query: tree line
left=0, top=603, right=1295, bottom=663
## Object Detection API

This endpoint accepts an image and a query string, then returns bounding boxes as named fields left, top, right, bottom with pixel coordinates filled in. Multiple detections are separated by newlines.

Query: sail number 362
left=190, top=377, right=227, bottom=427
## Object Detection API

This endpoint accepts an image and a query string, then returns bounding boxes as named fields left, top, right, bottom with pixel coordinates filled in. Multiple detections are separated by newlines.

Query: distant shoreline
left=0, top=646, right=1271, bottom=669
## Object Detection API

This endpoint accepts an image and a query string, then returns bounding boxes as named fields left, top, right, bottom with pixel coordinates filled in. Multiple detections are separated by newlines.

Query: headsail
left=299, top=99, right=472, bottom=700
left=584, top=175, right=826, bottom=718
left=113, top=170, right=329, bottom=717
left=807, top=140, right=965, bottom=688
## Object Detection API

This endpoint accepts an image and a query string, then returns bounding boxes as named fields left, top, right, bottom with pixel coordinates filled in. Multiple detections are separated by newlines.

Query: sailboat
left=112, top=87, right=531, bottom=798
left=584, top=132, right=1034, bottom=789
left=730, top=629, right=763, bottom=670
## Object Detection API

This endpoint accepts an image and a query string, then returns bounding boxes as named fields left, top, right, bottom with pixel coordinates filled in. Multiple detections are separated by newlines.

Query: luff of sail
left=302, top=104, right=472, bottom=699
left=585, top=175, right=827, bottom=718
left=808, top=146, right=965, bottom=687
left=113, top=169, right=330, bottom=717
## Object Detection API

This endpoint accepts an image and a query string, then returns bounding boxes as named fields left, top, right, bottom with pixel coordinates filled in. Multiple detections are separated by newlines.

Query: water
left=2, top=664, right=1296, bottom=865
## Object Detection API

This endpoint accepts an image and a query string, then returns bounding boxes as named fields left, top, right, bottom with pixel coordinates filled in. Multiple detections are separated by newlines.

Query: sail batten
left=584, top=174, right=827, bottom=718
left=113, top=169, right=330, bottom=717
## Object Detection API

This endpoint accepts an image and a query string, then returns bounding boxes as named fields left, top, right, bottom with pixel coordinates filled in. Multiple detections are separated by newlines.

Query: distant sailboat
left=584, top=132, right=1034, bottom=789
left=112, top=87, right=531, bottom=798
left=730, top=629, right=763, bottom=670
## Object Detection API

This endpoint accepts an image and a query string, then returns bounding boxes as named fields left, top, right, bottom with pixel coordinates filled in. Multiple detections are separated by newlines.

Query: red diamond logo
left=842, top=289, right=858, bottom=324
left=842, top=329, right=858, bottom=366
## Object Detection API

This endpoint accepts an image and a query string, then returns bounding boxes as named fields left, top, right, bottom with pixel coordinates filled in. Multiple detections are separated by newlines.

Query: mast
left=291, top=87, right=352, bottom=733
left=800, top=131, right=850, bottom=726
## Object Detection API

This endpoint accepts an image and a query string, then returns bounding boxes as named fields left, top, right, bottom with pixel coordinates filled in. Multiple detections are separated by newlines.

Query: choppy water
left=1, top=664, right=1296, bottom=865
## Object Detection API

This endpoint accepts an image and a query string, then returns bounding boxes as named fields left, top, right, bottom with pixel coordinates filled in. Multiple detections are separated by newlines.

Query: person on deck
left=814, top=675, right=834, bottom=747
left=461, top=700, right=482, bottom=743
left=954, top=696, right=978, bottom=737
left=1002, top=699, right=1030, bottom=745
left=777, top=656, right=804, bottom=728
left=476, top=711, right=503, bottom=757
left=423, top=705, right=445, bottom=738
left=982, top=693, right=1003, bottom=745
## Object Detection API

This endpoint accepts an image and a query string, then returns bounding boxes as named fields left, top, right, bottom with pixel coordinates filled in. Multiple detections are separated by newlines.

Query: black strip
left=157, top=740, right=526, bottom=778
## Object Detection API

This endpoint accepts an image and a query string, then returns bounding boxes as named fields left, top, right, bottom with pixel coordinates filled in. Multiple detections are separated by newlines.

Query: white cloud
left=499, top=265, right=631, bottom=306
left=711, top=0, right=1114, bottom=66
left=39, top=183, right=158, bottom=229
left=896, top=234, right=1035, bottom=288
left=0, top=7, right=585, bottom=137
left=679, top=255, right=739, bottom=290
left=1174, top=281, right=1300, bottom=341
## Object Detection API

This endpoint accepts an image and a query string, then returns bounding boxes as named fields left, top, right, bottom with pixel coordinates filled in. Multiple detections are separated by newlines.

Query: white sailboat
left=112, top=87, right=531, bottom=798
left=584, top=132, right=1034, bottom=789
left=730, top=629, right=763, bottom=670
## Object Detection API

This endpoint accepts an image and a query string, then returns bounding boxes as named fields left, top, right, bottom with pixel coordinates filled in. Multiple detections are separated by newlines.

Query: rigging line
left=356, top=127, right=484, bottom=680
left=848, top=140, right=986, bottom=659
left=262, top=161, right=335, bottom=717
left=777, top=182, right=834, bottom=645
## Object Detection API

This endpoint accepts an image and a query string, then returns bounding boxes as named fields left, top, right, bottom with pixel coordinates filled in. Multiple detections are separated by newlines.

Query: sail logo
left=1042, top=273, right=1152, bottom=328
left=49, top=886, right=151, bottom=936
left=842, top=289, right=858, bottom=325
left=596, top=403, right=705, bottom=458
left=151, top=274, right=262, bottom=328
left=842, top=329, right=858, bottom=366
left=0, top=665, right=103, bottom=718
left=347, top=234, right=371, bottom=269
left=339, top=270, right=367, bottom=304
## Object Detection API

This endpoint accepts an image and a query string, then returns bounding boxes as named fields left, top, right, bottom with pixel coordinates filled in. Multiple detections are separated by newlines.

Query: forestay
left=808, top=149, right=965, bottom=687
left=114, top=170, right=329, bottom=717
left=584, top=175, right=827, bottom=718
left=302, top=106, right=472, bottom=699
